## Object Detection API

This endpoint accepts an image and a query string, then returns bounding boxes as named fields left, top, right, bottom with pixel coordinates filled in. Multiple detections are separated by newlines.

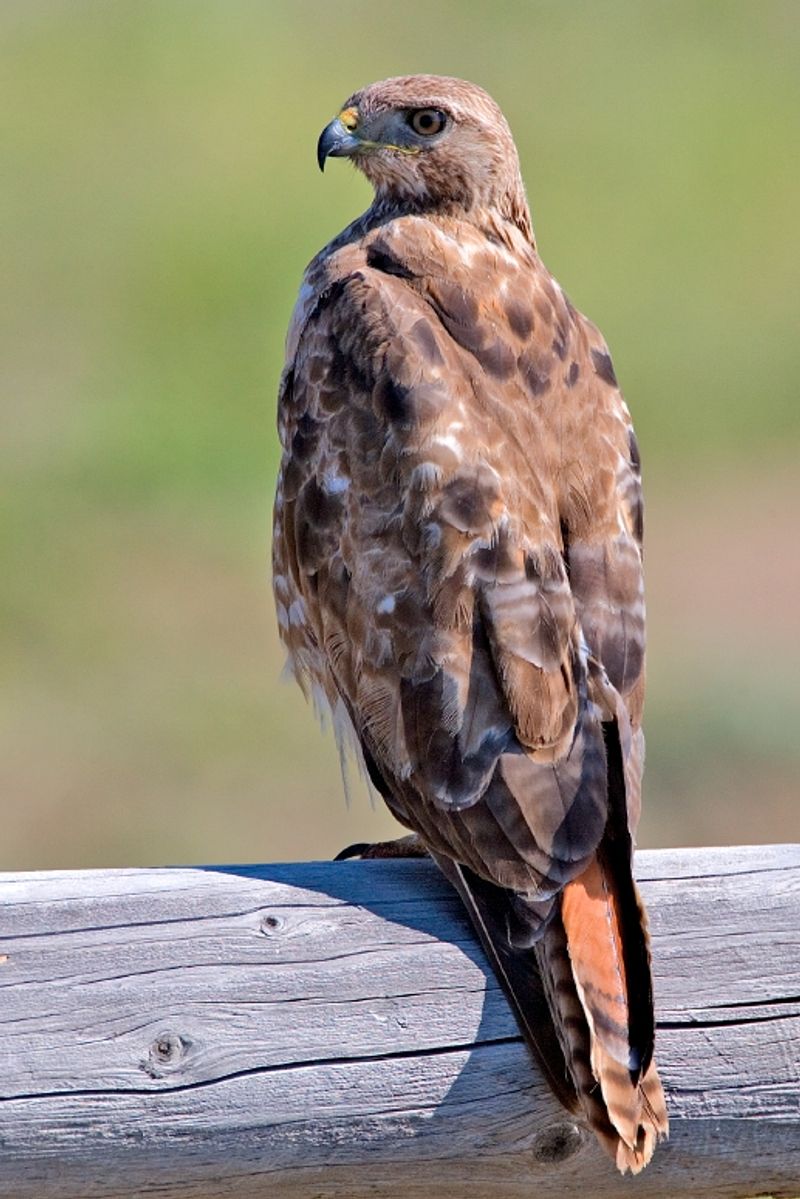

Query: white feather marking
left=331, top=696, right=364, bottom=809
left=273, top=574, right=291, bottom=603
left=429, top=432, right=463, bottom=454
left=410, top=462, right=444, bottom=490
left=423, top=522, right=443, bottom=549
left=323, top=473, right=349, bottom=494
left=288, top=598, right=307, bottom=626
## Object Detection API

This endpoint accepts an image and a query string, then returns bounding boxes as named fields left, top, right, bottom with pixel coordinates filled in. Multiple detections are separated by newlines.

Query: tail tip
left=615, top=1118, right=669, bottom=1175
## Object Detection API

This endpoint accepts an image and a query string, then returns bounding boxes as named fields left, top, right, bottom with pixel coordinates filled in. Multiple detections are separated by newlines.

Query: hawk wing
left=273, top=212, right=666, bottom=1170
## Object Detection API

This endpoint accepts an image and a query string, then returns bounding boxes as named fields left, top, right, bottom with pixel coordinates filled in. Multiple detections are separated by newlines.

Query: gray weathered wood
left=0, top=845, right=798, bottom=1198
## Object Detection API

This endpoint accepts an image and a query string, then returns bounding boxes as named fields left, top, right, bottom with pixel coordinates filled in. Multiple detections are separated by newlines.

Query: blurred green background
left=2, top=1, right=798, bottom=869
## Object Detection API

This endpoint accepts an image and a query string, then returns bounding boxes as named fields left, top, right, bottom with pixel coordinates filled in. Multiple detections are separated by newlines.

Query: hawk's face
left=317, top=74, right=523, bottom=215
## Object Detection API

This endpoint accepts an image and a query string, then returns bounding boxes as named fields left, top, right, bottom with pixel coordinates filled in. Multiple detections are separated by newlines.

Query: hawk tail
left=433, top=718, right=668, bottom=1171
left=541, top=850, right=669, bottom=1172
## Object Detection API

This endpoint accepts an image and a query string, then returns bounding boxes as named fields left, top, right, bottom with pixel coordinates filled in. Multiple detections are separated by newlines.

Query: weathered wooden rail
left=0, top=845, right=798, bottom=1198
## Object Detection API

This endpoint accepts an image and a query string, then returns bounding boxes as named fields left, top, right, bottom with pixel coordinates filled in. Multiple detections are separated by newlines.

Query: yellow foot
left=334, top=834, right=429, bottom=861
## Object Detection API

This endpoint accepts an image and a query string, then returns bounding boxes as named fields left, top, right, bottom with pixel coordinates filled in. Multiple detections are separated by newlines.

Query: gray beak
left=317, top=118, right=361, bottom=171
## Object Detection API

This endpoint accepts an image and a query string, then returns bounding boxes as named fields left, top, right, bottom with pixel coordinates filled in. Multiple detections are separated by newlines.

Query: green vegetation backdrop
left=2, top=1, right=798, bottom=868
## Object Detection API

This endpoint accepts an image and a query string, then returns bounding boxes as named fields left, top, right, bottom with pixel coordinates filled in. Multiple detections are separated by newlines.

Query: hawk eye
left=406, top=108, right=447, bottom=137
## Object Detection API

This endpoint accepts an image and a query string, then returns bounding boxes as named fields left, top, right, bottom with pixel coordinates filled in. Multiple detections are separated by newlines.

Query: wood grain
left=0, top=846, right=798, bottom=1197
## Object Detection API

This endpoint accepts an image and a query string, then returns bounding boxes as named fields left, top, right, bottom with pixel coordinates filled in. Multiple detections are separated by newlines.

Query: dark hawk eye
left=407, top=108, right=448, bottom=137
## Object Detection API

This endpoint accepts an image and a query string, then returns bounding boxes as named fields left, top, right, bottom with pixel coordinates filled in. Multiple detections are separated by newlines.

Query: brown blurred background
left=2, top=1, right=798, bottom=869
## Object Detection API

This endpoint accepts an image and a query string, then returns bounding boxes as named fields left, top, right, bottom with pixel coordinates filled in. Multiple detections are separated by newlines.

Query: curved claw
left=334, top=835, right=429, bottom=861
left=333, top=842, right=372, bottom=862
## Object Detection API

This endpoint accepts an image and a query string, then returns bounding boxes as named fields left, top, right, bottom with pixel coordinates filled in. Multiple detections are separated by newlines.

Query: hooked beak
left=317, top=117, right=361, bottom=171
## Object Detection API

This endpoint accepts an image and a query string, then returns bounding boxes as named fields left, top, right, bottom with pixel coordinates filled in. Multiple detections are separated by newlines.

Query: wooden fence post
left=0, top=845, right=798, bottom=1198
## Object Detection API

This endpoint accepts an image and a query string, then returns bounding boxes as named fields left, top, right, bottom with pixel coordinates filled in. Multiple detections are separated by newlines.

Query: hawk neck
left=364, top=194, right=536, bottom=250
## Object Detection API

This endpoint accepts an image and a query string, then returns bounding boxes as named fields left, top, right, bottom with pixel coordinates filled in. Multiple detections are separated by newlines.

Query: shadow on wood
left=0, top=845, right=798, bottom=1198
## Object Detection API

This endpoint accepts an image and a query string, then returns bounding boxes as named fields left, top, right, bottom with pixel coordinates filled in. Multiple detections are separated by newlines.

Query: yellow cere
left=336, top=105, right=419, bottom=155
left=338, top=107, right=359, bottom=131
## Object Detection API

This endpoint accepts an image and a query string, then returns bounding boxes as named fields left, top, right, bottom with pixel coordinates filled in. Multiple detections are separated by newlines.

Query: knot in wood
left=531, top=1121, right=584, bottom=1164
left=145, top=1030, right=191, bottom=1076
left=260, top=913, right=286, bottom=935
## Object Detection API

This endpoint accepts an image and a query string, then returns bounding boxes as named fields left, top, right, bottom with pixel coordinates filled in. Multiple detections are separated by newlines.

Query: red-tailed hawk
left=273, top=74, right=668, bottom=1171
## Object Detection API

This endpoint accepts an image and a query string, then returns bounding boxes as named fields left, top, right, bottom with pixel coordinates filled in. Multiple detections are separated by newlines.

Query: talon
left=333, top=843, right=372, bottom=861
left=334, top=834, right=429, bottom=861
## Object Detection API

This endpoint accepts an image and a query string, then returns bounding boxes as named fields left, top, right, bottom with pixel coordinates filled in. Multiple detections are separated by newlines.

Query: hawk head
left=317, top=75, right=530, bottom=232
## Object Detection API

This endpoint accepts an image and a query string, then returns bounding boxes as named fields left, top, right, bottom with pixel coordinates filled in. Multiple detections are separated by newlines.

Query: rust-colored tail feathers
left=442, top=850, right=667, bottom=1172
left=546, top=847, right=668, bottom=1171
